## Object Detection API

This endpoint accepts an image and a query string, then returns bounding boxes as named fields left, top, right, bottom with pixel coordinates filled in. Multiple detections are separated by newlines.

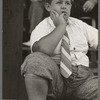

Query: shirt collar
left=68, top=17, right=76, bottom=25
left=48, top=17, right=75, bottom=28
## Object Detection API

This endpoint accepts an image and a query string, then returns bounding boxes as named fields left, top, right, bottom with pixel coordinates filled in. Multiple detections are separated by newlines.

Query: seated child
left=21, top=0, right=98, bottom=100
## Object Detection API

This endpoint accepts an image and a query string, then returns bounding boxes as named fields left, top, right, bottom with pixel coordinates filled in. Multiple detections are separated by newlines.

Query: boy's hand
left=50, top=10, right=67, bottom=27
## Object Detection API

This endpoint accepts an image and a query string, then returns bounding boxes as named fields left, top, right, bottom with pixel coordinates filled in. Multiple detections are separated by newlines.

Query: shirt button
left=74, top=47, right=76, bottom=50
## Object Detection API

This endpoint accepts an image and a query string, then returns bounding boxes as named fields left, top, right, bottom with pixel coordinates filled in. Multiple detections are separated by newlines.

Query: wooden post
left=3, top=0, right=26, bottom=99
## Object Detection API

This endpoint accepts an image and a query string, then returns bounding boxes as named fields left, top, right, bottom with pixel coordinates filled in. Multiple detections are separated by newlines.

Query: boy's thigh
left=74, top=75, right=98, bottom=100
left=63, top=66, right=98, bottom=100
left=65, top=65, right=90, bottom=90
left=22, top=52, right=64, bottom=99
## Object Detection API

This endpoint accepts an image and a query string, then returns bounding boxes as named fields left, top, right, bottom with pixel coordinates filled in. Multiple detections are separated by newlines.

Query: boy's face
left=46, top=0, right=72, bottom=21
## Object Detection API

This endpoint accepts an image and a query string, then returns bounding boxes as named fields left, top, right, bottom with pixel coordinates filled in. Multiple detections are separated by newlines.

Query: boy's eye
left=56, top=1, right=62, bottom=4
left=56, top=1, right=71, bottom=5
left=66, top=2, right=71, bottom=5
left=65, top=1, right=71, bottom=5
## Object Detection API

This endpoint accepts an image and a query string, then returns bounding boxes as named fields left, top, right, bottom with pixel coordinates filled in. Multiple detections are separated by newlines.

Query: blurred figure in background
left=28, top=0, right=49, bottom=34
left=71, top=0, right=98, bottom=28
left=28, top=0, right=44, bottom=34
left=23, top=0, right=49, bottom=45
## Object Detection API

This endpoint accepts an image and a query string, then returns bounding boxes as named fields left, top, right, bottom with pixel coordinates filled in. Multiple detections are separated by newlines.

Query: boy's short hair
left=45, top=0, right=74, bottom=4
left=44, top=0, right=53, bottom=4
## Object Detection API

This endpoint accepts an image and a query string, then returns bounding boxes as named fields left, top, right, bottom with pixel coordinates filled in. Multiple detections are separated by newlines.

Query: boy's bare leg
left=25, top=76, right=48, bottom=100
left=21, top=52, right=64, bottom=100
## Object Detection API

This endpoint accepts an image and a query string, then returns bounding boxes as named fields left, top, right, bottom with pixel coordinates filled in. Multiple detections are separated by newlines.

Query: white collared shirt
left=30, top=17, right=98, bottom=67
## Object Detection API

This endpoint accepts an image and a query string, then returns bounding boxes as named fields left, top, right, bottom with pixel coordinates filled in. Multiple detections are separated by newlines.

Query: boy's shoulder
left=37, top=17, right=85, bottom=28
left=69, top=17, right=86, bottom=27
left=69, top=17, right=83, bottom=23
left=37, top=17, right=50, bottom=26
left=35, top=17, right=55, bottom=31
left=33, top=17, right=53, bottom=33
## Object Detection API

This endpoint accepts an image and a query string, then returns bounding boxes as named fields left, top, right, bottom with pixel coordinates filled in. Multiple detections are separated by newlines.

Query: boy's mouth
left=61, top=11, right=67, bottom=15
left=61, top=11, right=69, bottom=21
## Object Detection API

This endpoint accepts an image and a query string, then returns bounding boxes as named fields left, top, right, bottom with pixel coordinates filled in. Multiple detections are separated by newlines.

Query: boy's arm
left=82, top=21, right=98, bottom=49
left=32, top=13, right=66, bottom=56
left=32, top=24, right=66, bottom=55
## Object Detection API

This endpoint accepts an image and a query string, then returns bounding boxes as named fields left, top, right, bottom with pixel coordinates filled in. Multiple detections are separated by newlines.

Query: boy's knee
left=22, top=52, right=64, bottom=100
left=21, top=52, right=59, bottom=80
left=27, top=52, right=58, bottom=69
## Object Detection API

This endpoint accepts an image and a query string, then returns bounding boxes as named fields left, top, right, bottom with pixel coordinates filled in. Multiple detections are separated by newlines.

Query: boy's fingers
left=60, top=13, right=65, bottom=18
left=52, top=10, right=59, bottom=17
left=51, top=12, right=55, bottom=20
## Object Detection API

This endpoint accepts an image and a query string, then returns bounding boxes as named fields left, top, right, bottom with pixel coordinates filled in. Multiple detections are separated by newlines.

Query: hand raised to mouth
left=50, top=10, right=66, bottom=27
left=50, top=10, right=59, bottom=21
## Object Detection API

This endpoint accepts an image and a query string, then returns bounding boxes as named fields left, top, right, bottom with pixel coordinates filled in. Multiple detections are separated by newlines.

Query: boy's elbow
left=39, top=46, right=53, bottom=56
left=32, top=44, right=40, bottom=52
left=32, top=43, right=53, bottom=56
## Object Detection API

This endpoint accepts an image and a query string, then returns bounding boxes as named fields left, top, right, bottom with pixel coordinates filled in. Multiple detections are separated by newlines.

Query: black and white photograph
left=3, top=0, right=99, bottom=100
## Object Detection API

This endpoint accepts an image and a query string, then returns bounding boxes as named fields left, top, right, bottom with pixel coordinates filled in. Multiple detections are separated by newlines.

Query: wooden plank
left=3, top=0, right=24, bottom=99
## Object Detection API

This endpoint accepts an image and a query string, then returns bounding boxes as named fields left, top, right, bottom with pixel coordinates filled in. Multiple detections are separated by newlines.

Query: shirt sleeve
left=82, top=22, right=98, bottom=49
left=30, top=18, right=51, bottom=50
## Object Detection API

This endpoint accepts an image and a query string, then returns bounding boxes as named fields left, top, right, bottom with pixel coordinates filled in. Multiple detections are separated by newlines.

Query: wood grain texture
left=3, top=0, right=27, bottom=99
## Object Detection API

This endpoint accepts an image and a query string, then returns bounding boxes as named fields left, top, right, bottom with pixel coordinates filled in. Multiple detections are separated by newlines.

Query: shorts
left=21, top=52, right=98, bottom=100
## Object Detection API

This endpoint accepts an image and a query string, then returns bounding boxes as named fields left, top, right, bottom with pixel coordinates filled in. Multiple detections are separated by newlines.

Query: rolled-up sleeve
left=82, top=22, right=98, bottom=49
left=30, top=19, right=49, bottom=49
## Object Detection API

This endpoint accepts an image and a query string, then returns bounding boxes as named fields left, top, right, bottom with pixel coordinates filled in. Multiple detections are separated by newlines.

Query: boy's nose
left=61, top=3, right=67, bottom=9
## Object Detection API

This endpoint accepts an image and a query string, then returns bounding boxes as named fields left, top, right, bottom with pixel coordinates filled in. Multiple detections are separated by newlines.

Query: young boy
left=21, top=0, right=98, bottom=100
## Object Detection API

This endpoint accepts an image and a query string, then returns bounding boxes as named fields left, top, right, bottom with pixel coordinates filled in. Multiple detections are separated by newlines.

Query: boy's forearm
left=32, top=25, right=66, bottom=56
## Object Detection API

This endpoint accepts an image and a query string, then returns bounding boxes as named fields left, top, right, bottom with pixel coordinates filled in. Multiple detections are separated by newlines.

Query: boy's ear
left=44, top=3, right=51, bottom=12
